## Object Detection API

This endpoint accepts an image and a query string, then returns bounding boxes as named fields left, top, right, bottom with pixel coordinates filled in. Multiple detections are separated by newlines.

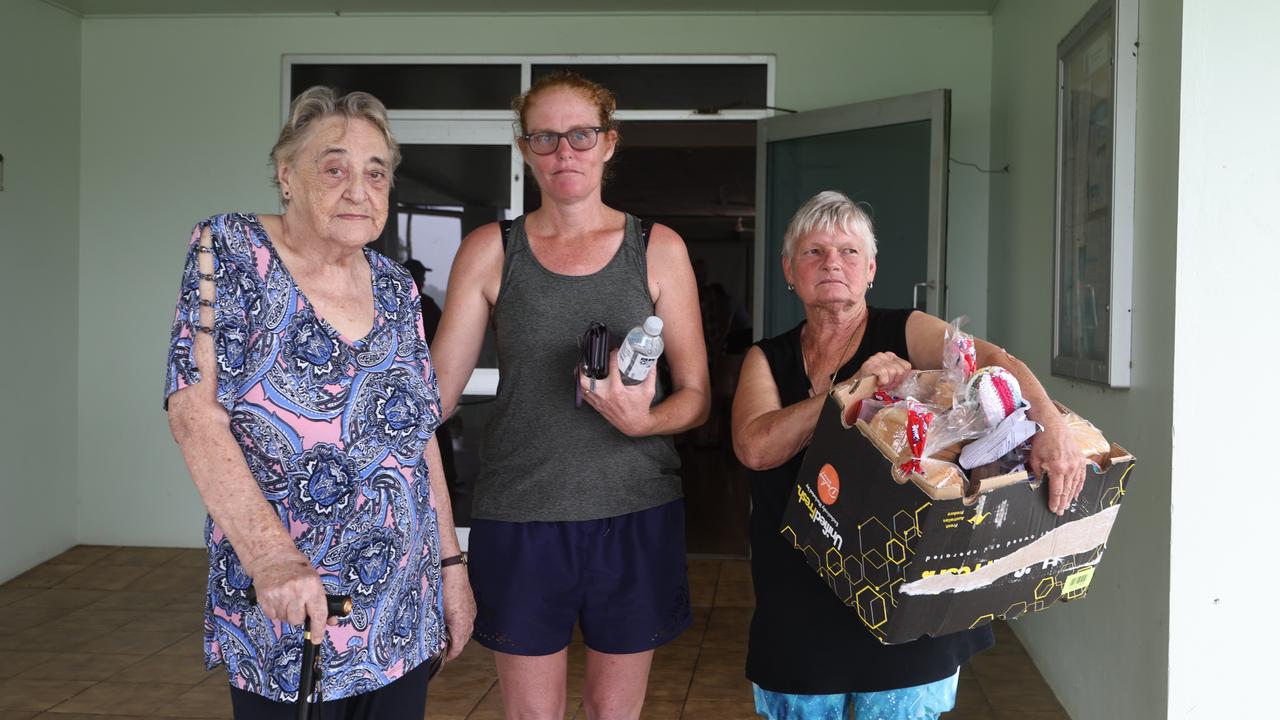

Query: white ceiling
left=43, top=0, right=998, bottom=17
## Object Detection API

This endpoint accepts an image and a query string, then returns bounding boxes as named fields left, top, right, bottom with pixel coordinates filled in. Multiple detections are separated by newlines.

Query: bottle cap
left=643, top=316, right=664, bottom=336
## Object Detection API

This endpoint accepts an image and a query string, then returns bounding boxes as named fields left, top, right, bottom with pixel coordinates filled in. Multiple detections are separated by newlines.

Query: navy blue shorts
left=469, top=499, right=693, bottom=656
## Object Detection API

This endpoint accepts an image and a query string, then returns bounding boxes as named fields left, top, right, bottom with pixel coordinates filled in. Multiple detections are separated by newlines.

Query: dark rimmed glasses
left=520, top=126, right=607, bottom=155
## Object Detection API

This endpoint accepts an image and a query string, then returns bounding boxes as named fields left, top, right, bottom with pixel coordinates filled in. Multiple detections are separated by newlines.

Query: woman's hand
left=248, top=549, right=333, bottom=642
left=441, top=564, right=476, bottom=662
left=579, top=350, right=659, bottom=436
left=851, top=351, right=912, bottom=391
left=1028, top=420, right=1087, bottom=516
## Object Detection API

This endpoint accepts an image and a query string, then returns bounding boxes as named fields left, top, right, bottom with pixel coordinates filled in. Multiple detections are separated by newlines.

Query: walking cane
left=246, top=586, right=353, bottom=720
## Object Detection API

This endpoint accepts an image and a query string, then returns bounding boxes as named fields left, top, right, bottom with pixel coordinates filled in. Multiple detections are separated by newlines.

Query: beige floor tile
left=85, top=590, right=192, bottom=612
left=429, top=661, right=499, bottom=696
left=46, top=681, right=192, bottom=715
left=701, top=608, right=752, bottom=649
left=0, top=678, right=95, bottom=712
left=150, top=677, right=233, bottom=718
left=7, top=588, right=102, bottom=612
left=117, top=610, right=200, bottom=635
left=694, top=644, right=748, bottom=672
left=0, top=651, right=59, bottom=678
left=717, top=560, right=752, bottom=585
left=689, top=572, right=720, bottom=608
left=990, top=711, right=1068, bottom=720
left=978, top=685, right=1067, bottom=716
left=652, top=643, right=700, bottom=673
left=3, top=712, right=40, bottom=720
left=970, top=654, right=1054, bottom=688
left=155, top=631, right=206, bottom=658
left=644, top=667, right=694, bottom=701
left=4, top=565, right=86, bottom=589
left=46, top=546, right=119, bottom=566
left=637, top=699, right=684, bottom=719
left=0, top=585, right=27, bottom=607
left=74, top=628, right=191, bottom=655
left=36, top=715, right=166, bottom=720
left=55, top=564, right=153, bottom=592
left=165, top=549, right=210, bottom=568
left=105, top=652, right=222, bottom=686
left=0, top=605, right=67, bottom=632
left=0, top=622, right=115, bottom=653
left=425, top=690, right=485, bottom=719
left=126, top=566, right=208, bottom=594
left=939, top=708, right=996, bottom=720
left=680, top=699, right=760, bottom=719
left=17, top=652, right=147, bottom=682
left=712, top=577, right=756, bottom=608
left=100, top=547, right=186, bottom=566
left=687, top=668, right=753, bottom=702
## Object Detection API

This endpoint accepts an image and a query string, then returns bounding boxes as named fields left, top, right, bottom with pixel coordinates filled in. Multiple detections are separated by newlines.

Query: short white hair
left=781, top=190, right=878, bottom=260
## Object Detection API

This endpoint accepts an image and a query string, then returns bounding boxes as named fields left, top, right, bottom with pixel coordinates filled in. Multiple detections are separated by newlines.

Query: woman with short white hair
left=164, top=86, right=474, bottom=719
left=732, top=190, right=1083, bottom=719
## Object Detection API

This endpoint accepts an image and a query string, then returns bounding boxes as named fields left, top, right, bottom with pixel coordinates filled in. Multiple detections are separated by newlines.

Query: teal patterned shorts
left=753, top=670, right=959, bottom=720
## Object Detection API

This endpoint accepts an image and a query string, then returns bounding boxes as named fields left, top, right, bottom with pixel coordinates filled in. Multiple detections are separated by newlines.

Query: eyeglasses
left=521, top=126, right=607, bottom=155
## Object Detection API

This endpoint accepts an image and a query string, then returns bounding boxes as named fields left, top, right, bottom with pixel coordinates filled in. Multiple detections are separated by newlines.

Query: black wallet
left=576, top=321, right=609, bottom=408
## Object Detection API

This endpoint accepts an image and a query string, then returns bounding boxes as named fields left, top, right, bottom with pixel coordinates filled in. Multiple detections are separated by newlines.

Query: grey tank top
left=475, top=214, right=683, bottom=522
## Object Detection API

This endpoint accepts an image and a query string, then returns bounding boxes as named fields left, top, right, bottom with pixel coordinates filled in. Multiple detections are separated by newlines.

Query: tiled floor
left=0, top=546, right=1068, bottom=719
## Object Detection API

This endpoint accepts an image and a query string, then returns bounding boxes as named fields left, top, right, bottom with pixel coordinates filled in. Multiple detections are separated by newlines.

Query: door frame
left=753, top=89, right=951, bottom=338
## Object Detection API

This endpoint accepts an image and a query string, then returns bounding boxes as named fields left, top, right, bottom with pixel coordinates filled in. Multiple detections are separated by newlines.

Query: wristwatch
left=440, top=553, right=467, bottom=568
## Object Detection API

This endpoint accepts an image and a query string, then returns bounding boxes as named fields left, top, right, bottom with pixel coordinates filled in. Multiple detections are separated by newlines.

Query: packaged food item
left=941, top=316, right=978, bottom=402
left=1063, top=411, right=1111, bottom=463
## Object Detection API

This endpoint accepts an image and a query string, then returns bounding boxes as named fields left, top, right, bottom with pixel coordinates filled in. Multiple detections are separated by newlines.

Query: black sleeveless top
left=745, top=307, right=993, bottom=694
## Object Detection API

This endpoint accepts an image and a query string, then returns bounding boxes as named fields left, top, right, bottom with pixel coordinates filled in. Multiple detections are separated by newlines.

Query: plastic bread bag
left=920, top=402, right=987, bottom=460
left=942, top=316, right=978, bottom=405
left=871, top=369, right=956, bottom=408
left=892, top=457, right=968, bottom=493
left=1062, top=411, right=1111, bottom=466
left=864, top=401, right=936, bottom=470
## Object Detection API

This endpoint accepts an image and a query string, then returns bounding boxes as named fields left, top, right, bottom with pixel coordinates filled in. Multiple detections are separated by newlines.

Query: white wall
left=76, top=12, right=993, bottom=545
left=1170, top=1, right=1279, bottom=716
left=988, top=0, right=1180, bottom=717
left=0, top=0, right=81, bottom=581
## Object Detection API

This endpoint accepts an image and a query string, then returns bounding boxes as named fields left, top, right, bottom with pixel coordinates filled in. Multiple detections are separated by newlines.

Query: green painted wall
left=988, top=0, right=1179, bottom=717
left=0, top=0, right=81, bottom=581
left=76, top=12, right=993, bottom=545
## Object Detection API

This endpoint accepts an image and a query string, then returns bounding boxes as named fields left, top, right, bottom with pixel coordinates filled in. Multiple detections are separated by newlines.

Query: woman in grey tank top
left=431, top=73, right=710, bottom=719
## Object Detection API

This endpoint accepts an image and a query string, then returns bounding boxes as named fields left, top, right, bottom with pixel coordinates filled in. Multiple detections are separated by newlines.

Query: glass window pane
left=290, top=64, right=521, bottom=110
left=532, top=63, right=768, bottom=110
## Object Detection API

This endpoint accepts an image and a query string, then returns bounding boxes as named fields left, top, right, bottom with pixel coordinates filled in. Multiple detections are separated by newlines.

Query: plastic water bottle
left=617, top=316, right=664, bottom=385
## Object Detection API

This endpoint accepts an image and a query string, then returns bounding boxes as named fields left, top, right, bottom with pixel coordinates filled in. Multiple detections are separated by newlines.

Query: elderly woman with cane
left=164, top=86, right=474, bottom=719
left=732, top=190, right=1084, bottom=720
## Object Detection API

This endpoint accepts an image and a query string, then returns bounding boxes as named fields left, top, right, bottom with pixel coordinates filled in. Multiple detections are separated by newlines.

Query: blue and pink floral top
left=164, top=213, right=445, bottom=702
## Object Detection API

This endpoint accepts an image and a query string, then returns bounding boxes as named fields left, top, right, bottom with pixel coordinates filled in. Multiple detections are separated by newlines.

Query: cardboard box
left=780, top=378, right=1135, bottom=644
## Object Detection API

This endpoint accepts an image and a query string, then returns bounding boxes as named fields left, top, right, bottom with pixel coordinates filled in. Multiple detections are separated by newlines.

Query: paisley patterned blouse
left=163, top=213, right=445, bottom=702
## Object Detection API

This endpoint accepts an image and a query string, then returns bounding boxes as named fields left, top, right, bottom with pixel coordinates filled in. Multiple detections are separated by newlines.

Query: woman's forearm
left=170, top=400, right=298, bottom=576
left=733, top=393, right=827, bottom=471
left=645, top=386, right=711, bottom=436
left=976, top=341, right=1065, bottom=430
left=424, top=436, right=461, bottom=558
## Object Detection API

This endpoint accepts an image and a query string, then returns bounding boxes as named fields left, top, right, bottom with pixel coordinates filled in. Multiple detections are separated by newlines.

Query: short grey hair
left=270, top=86, right=401, bottom=203
left=781, top=190, right=878, bottom=260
